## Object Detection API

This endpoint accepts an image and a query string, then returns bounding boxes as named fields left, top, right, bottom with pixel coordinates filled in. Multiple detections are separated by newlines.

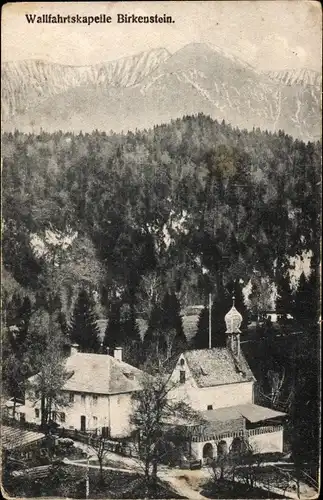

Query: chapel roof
left=182, top=347, right=255, bottom=387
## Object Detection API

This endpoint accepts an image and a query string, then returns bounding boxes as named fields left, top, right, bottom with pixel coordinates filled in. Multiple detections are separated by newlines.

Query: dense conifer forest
left=2, top=114, right=320, bottom=469
left=2, top=114, right=320, bottom=307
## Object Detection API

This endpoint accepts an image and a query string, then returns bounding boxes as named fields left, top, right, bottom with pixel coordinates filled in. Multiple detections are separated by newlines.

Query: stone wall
left=248, top=429, right=283, bottom=453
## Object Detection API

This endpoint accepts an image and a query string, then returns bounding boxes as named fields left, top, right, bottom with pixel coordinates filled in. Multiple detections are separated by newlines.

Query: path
left=72, top=441, right=139, bottom=469
left=159, top=468, right=208, bottom=499
left=160, top=466, right=318, bottom=500
left=62, top=457, right=138, bottom=474
left=70, top=443, right=318, bottom=499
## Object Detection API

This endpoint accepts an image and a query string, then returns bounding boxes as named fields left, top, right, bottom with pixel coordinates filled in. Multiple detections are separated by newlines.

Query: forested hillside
left=2, top=114, right=320, bottom=323
left=2, top=114, right=320, bottom=467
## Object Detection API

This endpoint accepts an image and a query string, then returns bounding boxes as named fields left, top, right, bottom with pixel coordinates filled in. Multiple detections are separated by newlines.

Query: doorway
left=80, top=415, right=86, bottom=432
left=203, top=442, right=214, bottom=460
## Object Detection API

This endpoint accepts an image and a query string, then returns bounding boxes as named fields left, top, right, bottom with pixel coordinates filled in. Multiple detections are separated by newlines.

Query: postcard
left=1, top=2, right=321, bottom=499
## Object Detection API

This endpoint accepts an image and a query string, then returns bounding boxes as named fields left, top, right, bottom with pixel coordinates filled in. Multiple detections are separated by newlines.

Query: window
left=102, top=426, right=110, bottom=438
left=93, top=395, right=98, bottom=405
left=93, top=416, right=98, bottom=427
left=35, top=390, right=40, bottom=399
left=180, top=358, right=185, bottom=366
left=69, top=392, right=74, bottom=403
left=207, top=405, right=213, bottom=410
left=60, top=412, right=66, bottom=423
left=52, top=411, right=57, bottom=422
left=35, top=408, right=40, bottom=418
left=81, top=394, right=86, bottom=403
left=20, top=413, right=25, bottom=423
left=180, top=370, right=186, bottom=384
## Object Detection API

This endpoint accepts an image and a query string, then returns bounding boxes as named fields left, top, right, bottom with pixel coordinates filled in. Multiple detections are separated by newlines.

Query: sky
left=1, top=1, right=322, bottom=71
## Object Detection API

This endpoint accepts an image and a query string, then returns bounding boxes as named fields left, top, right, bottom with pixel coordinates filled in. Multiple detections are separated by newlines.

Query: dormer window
left=180, top=370, right=186, bottom=384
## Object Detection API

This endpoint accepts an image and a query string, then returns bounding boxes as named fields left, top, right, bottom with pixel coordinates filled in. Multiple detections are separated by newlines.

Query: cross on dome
left=225, top=295, right=243, bottom=333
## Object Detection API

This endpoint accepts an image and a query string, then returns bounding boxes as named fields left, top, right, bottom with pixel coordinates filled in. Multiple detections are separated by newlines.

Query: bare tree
left=207, top=441, right=265, bottom=492
left=130, top=364, right=203, bottom=497
left=267, top=368, right=285, bottom=406
left=86, top=434, right=111, bottom=484
left=27, top=333, right=71, bottom=430
left=138, top=272, right=163, bottom=319
left=208, top=452, right=235, bottom=483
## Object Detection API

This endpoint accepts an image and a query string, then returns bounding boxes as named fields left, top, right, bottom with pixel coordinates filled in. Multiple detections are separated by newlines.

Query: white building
left=264, top=311, right=294, bottom=323
left=23, top=346, right=144, bottom=438
left=167, top=300, right=286, bottom=461
left=20, top=300, right=285, bottom=461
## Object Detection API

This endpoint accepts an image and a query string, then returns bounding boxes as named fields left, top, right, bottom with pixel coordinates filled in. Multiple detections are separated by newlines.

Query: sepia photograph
left=1, top=1, right=321, bottom=499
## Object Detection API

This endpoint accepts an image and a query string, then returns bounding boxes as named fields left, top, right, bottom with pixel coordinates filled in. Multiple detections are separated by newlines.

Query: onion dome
left=225, top=296, right=243, bottom=333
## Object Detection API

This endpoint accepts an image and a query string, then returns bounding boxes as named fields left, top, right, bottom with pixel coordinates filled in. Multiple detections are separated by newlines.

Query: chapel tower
left=224, top=296, right=243, bottom=357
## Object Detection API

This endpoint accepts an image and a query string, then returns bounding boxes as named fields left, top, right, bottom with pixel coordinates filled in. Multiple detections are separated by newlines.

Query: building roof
left=1, top=426, right=45, bottom=451
left=29, top=352, right=146, bottom=396
left=201, top=404, right=286, bottom=423
left=62, top=353, right=145, bottom=395
left=183, top=348, right=255, bottom=387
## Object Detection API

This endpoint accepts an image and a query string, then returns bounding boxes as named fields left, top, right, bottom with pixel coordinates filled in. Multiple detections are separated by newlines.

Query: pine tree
left=161, top=292, right=185, bottom=340
left=6, top=294, right=32, bottom=360
left=103, top=302, right=122, bottom=351
left=120, top=304, right=142, bottom=365
left=276, top=271, right=293, bottom=324
left=144, top=292, right=187, bottom=361
left=69, top=289, right=100, bottom=353
left=211, top=291, right=231, bottom=348
left=143, top=303, right=167, bottom=361
left=193, top=290, right=231, bottom=349
left=193, top=306, right=209, bottom=349
left=3, top=294, right=32, bottom=417
left=293, top=268, right=318, bottom=326
left=120, top=304, right=141, bottom=342
left=291, top=332, right=319, bottom=481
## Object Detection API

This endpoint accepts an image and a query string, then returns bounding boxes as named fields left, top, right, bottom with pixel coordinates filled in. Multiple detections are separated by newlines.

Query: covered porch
left=187, top=404, right=286, bottom=462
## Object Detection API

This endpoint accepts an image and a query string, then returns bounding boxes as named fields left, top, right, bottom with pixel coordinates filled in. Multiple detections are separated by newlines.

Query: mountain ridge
left=263, top=68, right=321, bottom=88
left=2, top=43, right=321, bottom=140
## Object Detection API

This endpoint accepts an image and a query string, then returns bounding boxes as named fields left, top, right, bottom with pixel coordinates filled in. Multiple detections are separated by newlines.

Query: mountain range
left=2, top=43, right=321, bottom=140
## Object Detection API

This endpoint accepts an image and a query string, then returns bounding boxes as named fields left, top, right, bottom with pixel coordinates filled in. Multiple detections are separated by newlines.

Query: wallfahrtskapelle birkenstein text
left=25, top=13, right=175, bottom=25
